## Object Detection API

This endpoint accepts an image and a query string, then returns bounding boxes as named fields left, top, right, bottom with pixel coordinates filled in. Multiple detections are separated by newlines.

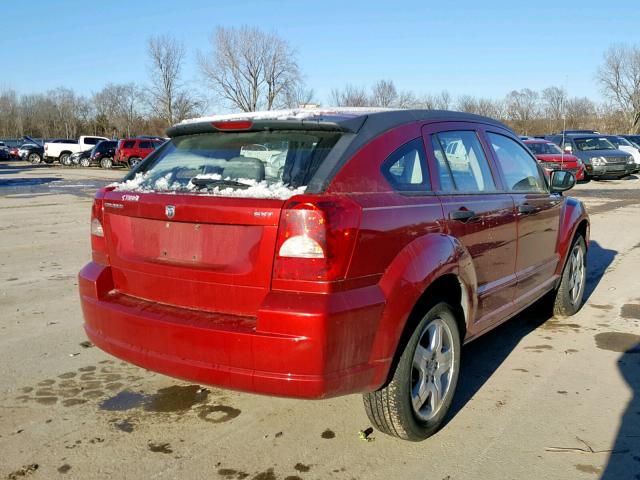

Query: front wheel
left=28, top=152, right=42, bottom=164
left=363, top=302, right=461, bottom=441
left=79, top=157, right=91, bottom=168
left=100, top=157, right=113, bottom=169
left=552, top=235, right=587, bottom=317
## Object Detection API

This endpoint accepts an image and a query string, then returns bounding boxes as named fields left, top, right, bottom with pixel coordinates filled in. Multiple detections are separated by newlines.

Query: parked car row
left=10, top=135, right=166, bottom=169
left=522, top=130, right=640, bottom=181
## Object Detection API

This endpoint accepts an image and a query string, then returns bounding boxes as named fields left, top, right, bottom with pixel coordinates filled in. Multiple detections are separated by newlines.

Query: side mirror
left=550, top=170, right=576, bottom=193
left=563, top=145, right=573, bottom=153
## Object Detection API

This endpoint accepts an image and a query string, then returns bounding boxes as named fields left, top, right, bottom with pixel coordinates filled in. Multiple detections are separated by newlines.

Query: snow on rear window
left=110, top=172, right=307, bottom=200
left=110, top=130, right=342, bottom=199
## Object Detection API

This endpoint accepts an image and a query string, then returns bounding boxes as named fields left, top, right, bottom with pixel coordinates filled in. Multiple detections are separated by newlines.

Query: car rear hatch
left=98, top=117, right=360, bottom=316
left=102, top=192, right=283, bottom=316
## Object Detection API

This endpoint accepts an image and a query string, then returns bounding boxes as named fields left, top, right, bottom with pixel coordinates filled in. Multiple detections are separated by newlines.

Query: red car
left=114, top=137, right=164, bottom=168
left=9, top=146, right=20, bottom=158
left=523, top=139, right=585, bottom=181
left=80, top=110, right=589, bottom=441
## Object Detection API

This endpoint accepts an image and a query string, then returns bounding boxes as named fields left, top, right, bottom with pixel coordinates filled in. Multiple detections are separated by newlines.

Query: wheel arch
left=556, top=197, right=590, bottom=276
left=366, top=233, right=476, bottom=390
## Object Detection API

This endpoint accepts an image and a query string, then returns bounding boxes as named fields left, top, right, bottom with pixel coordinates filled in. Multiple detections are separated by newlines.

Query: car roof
left=523, top=139, right=552, bottom=144
left=168, top=108, right=513, bottom=138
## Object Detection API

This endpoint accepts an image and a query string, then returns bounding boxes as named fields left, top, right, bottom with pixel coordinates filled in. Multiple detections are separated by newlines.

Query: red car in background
left=9, top=146, right=20, bottom=158
left=524, top=139, right=585, bottom=181
left=114, top=137, right=164, bottom=168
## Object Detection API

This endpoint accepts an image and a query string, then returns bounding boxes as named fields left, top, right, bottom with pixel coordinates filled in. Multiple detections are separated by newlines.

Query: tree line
left=0, top=28, right=638, bottom=140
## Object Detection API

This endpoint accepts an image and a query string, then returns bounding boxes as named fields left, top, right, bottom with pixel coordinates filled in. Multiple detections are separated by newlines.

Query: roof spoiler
left=166, top=116, right=368, bottom=138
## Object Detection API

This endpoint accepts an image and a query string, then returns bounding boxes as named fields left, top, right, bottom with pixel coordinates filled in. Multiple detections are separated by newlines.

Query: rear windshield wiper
left=190, top=178, right=251, bottom=190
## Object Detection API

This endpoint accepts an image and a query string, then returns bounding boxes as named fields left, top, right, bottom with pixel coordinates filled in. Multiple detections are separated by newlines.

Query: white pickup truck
left=44, top=136, right=109, bottom=165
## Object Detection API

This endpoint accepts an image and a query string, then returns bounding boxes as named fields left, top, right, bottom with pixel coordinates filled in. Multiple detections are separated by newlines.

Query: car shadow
left=584, top=240, right=617, bottom=302
left=446, top=298, right=551, bottom=424
left=600, top=343, right=640, bottom=480
left=445, top=239, right=618, bottom=426
left=0, top=163, right=55, bottom=175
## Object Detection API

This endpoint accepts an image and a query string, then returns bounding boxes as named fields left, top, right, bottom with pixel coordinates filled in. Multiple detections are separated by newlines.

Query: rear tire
left=552, top=235, right=587, bottom=317
left=59, top=153, right=71, bottom=166
left=363, top=302, right=461, bottom=441
left=100, top=157, right=113, bottom=169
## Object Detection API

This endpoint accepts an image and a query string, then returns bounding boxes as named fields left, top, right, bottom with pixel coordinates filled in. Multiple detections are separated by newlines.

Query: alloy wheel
left=411, top=318, right=455, bottom=422
left=568, top=243, right=585, bottom=304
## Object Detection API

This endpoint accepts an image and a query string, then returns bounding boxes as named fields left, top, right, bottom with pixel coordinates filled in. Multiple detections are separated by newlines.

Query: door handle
left=450, top=209, right=476, bottom=221
left=518, top=203, right=537, bottom=214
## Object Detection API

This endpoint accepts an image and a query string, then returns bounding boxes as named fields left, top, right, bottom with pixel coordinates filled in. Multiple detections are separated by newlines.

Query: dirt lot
left=1, top=161, right=639, bottom=480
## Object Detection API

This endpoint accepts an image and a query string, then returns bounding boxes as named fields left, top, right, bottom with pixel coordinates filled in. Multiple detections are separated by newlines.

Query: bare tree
left=199, top=26, right=299, bottom=112
left=396, top=90, right=418, bottom=108
left=456, top=95, right=504, bottom=118
left=370, top=80, right=397, bottom=107
left=0, top=88, right=21, bottom=137
left=94, top=83, right=145, bottom=137
left=565, top=97, right=597, bottom=128
left=147, top=34, right=186, bottom=125
left=277, top=82, right=316, bottom=109
left=330, top=85, right=369, bottom=107
left=505, top=88, right=540, bottom=134
left=541, top=86, right=567, bottom=132
left=597, top=43, right=640, bottom=133
left=418, top=90, right=452, bottom=110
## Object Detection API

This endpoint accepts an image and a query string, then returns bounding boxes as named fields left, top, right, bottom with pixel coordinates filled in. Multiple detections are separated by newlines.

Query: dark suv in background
left=90, top=140, right=118, bottom=168
left=547, top=134, right=635, bottom=179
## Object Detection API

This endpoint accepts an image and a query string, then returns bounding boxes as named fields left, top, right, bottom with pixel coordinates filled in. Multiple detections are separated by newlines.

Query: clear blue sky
left=2, top=0, right=639, bottom=110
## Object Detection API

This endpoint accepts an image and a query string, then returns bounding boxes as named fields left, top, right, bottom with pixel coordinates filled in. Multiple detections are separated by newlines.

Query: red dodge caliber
left=80, top=110, right=589, bottom=440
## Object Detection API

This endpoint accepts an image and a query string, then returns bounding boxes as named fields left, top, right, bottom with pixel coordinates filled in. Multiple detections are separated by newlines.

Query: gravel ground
left=0, top=161, right=638, bottom=480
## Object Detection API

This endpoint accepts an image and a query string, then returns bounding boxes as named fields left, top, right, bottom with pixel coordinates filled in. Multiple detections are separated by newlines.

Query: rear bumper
left=79, top=262, right=387, bottom=399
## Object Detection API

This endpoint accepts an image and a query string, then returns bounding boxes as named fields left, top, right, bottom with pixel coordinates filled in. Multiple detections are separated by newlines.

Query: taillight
left=90, top=188, right=111, bottom=265
left=273, top=196, right=361, bottom=282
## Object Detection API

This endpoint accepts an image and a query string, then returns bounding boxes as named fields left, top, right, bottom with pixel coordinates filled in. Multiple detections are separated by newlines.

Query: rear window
left=114, top=130, right=343, bottom=199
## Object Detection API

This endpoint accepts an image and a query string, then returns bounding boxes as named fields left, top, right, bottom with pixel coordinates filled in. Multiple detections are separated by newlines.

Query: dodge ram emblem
left=165, top=205, right=175, bottom=219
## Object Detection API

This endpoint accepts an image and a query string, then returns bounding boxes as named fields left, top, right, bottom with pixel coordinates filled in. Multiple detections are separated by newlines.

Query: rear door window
left=115, top=130, right=343, bottom=199
left=431, top=131, right=496, bottom=192
left=139, top=141, right=153, bottom=149
left=487, top=133, right=547, bottom=192
left=123, top=141, right=135, bottom=149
